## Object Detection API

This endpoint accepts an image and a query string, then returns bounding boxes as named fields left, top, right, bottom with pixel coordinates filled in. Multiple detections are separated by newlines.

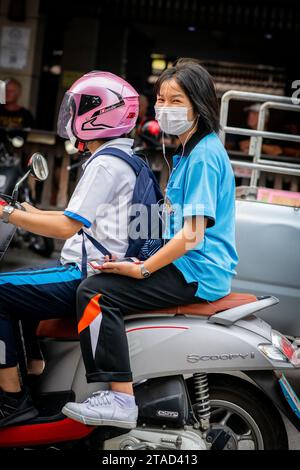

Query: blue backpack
left=80, top=147, right=164, bottom=278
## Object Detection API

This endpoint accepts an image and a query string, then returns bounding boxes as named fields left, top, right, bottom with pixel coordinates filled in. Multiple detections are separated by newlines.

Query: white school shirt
left=60, top=138, right=136, bottom=269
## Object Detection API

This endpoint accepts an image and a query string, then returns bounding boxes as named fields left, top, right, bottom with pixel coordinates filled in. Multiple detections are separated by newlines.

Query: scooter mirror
left=28, top=153, right=49, bottom=181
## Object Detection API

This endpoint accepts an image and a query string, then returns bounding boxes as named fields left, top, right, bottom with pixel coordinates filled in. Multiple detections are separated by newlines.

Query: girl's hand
left=100, top=261, right=143, bottom=279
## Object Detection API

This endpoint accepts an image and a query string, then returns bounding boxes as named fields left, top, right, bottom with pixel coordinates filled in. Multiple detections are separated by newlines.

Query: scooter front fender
left=245, top=370, right=300, bottom=433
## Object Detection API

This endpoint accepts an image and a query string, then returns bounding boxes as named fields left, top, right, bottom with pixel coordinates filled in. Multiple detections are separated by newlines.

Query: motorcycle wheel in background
left=28, top=234, right=54, bottom=257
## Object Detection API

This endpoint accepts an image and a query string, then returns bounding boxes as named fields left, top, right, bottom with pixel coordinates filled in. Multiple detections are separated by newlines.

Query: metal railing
left=219, top=90, right=300, bottom=188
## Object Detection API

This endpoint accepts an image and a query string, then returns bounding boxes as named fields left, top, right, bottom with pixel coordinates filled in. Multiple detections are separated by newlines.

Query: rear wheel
left=187, top=375, right=289, bottom=450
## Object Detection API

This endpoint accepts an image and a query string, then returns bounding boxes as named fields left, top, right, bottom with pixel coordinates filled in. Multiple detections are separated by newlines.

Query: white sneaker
left=62, top=391, right=138, bottom=429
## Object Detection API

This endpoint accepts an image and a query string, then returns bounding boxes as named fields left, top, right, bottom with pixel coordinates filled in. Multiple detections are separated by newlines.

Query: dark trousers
left=77, top=264, right=202, bottom=383
left=0, top=261, right=81, bottom=368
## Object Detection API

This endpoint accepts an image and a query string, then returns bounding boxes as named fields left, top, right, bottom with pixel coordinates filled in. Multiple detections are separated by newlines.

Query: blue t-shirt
left=164, top=132, right=239, bottom=301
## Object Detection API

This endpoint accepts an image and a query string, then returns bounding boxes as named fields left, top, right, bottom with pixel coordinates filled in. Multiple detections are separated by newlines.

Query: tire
left=187, top=374, right=289, bottom=450
left=29, top=236, right=55, bottom=257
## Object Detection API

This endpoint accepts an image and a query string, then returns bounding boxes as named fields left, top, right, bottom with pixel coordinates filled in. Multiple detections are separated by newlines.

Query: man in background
left=0, top=78, right=34, bottom=129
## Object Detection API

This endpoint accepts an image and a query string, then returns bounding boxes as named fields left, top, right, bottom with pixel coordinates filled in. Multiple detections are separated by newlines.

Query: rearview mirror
left=28, top=153, right=49, bottom=181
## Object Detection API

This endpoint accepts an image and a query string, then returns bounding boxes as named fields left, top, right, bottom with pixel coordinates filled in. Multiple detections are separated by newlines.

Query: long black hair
left=154, top=58, right=220, bottom=135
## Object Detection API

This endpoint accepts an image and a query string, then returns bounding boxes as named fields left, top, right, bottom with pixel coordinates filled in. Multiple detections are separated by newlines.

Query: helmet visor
left=57, top=93, right=76, bottom=139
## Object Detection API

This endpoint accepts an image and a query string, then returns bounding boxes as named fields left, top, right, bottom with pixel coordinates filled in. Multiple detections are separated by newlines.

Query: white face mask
left=155, top=106, right=194, bottom=135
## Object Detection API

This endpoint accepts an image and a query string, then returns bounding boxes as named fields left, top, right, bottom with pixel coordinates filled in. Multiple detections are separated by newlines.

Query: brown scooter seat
left=36, top=292, right=257, bottom=339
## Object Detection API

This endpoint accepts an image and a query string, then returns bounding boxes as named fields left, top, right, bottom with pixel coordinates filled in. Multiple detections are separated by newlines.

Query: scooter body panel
left=0, top=418, right=94, bottom=448
left=1, top=314, right=298, bottom=448
left=35, top=314, right=296, bottom=402
left=38, top=339, right=106, bottom=399
left=125, top=315, right=295, bottom=381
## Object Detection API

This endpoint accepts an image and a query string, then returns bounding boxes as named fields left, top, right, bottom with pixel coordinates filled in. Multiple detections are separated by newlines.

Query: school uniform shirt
left=164, top=132, right=239, bottom=301
left=60, top=138, right=136, bottom=268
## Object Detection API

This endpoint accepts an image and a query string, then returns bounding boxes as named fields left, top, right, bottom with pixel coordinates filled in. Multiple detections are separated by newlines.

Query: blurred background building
left=0, top=0, right=298, bottom=129
left=0, top=0, right=299, bottom=207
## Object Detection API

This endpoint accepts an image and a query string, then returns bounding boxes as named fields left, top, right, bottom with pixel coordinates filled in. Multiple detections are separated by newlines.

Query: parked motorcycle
left=0, top=154, right=300, bottom=451
left=0, top=127, right=54, bottom=258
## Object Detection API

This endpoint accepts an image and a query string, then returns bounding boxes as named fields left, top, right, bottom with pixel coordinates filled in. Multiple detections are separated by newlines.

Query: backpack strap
left=79, top=228, right=112, bottom=280
left=92, top=147, right=164, bottom=200
left=84, top=147, right=143, bottom=176
left=79, top=147, right=147, bottom=278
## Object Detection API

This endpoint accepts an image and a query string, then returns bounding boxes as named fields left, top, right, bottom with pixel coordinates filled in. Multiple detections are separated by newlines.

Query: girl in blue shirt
left=63, top=59, right=239, bottom=428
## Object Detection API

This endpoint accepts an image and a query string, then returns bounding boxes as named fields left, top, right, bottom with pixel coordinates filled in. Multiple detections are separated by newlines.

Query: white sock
left=112, top=391, right=136, bottom=408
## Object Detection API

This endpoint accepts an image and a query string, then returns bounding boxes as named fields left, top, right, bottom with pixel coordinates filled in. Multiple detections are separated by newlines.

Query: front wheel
left=187, top=374, right=289, bottom=450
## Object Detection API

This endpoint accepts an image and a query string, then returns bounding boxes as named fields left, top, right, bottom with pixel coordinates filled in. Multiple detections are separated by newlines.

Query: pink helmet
left=57, top=71, right=139, bottom=147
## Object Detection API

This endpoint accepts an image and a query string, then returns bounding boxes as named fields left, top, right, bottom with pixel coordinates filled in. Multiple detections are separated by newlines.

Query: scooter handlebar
left=0, top=194, right=25, bottom=210
left=0, top=194, right=13, bottom=205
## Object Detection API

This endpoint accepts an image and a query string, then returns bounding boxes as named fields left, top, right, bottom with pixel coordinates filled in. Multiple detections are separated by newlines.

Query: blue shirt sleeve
left=183, top=160, right=219, bottom=228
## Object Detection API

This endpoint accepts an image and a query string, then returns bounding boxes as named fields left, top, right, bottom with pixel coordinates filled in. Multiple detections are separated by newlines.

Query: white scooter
left=0, top=154, right=300, bottom=451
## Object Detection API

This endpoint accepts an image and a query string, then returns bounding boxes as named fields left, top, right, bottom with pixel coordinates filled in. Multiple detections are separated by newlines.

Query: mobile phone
left=88, top=257, right=140, bottom=271
left=114, top=257, right=140, bottom=263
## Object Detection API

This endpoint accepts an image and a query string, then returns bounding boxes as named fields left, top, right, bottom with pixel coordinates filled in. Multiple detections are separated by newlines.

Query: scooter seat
left=36, top=292, right=257, bottom=339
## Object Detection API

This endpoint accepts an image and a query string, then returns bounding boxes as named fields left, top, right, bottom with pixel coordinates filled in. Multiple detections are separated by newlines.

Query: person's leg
left=111, top=382, right=134, bottom=395
left=22, top=319, right=45, bottom=376
left=21, top=319, right=45, bottom=375
left=78, top=264, right=199, bottom=384
left=0, top=262, right=81, bottom=426
left=0, top=308, right=40, bottom=427
left=27, top=359, right=45, bottom=376
left=0, top=367, right=21, bottom=393
left=0, top=309, right=20, bottom=391
left=63, top=264, right=200, bottom=427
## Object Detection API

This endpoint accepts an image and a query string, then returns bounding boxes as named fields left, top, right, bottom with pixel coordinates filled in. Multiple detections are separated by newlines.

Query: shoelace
left=85, top=391, right=111, bottom=407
